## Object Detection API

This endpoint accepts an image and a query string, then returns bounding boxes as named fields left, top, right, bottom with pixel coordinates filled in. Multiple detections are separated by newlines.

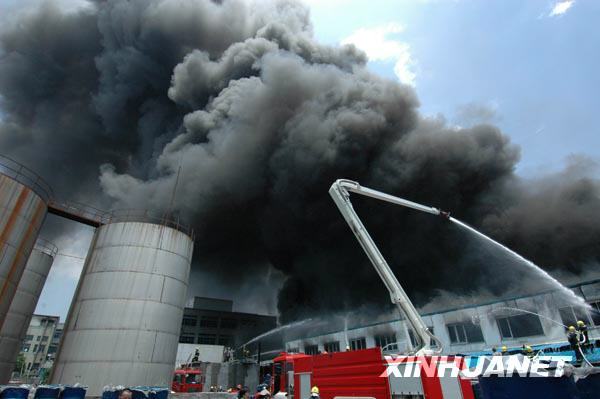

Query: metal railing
left=34, top=238, right=58, bottom=258
left=48, top=200, right=194, bottom=238
left=98, top=208, right=194, bottom=239
left=0, top=154, right=53, bottom=202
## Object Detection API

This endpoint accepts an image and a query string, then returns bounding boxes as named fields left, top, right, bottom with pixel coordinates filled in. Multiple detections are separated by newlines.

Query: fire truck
left=171, top=366, right=204, bottom=393
left=270, top=349, right=474, bottom=399
left=261, top=180, right=474, bottom=399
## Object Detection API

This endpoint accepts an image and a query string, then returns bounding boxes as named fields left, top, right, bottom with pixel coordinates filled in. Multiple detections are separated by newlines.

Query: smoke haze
left=1, top=0, right=599, bottom=321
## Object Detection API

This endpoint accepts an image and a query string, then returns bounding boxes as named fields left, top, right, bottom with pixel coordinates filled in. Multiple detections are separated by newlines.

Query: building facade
left=179, top=297, right=277, bottom=349
left=17, top=315, right=61, bottom=383
left=285, top=279, right=600, bottom=356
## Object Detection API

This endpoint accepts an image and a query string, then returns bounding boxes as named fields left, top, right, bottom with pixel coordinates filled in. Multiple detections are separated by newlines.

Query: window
left=38, top=344, right=46, bottom=353
left=447, top=323, right=484, bottom=344
left=25, top=335, right=33, bottom=341
left=407, top=328, right=438, bottom=348
left=31, top=363, right=40, bottom=371
left=408, top=329, right=419, bottom=347
left=53, top=332, right=61, bottom=340
left=559, top=307, right=591, bottom=328
left=590, top=301, right=600, bottom=326
left=287, top=347, right=299, bottom=353
left=496, top=314, right=544, bottom=339
left=199, top=316, right=218, bottom=328
left=41, top=336, right=48, bottom=342
left=182, top=317, right=197, bottom=327
left=36, top=336, right=41, bottom=341
left=198, top=334, right=216, bottom=345
left=350, top=337, right=366, bottom=350
left=429, top=327, right=438, bottom=348
left=324, top=341, right=340, bottom=352
left=241, top=319, right=257, bottom=327
left=33, top=345, right=38, bottom=352
left=47, top=345, right=57, bottom=354
left=304, top=344, right=319, bottom=355
left=220, top=318, right=237, bottom=329
left=375, top=334, right=397, bottom=351
left=180, top=335, right=195, bottom=344
left=218, top=335, right=232, bottom=346
left=22, top=344, right=31, bottom=352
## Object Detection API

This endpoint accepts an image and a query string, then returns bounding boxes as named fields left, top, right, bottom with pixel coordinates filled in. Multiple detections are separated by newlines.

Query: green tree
left=14, top=353, right=25, bottom=373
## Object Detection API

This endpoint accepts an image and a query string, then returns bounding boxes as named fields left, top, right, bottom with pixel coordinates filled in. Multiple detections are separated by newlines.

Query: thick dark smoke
left=1, top=0, right=599, bottom=322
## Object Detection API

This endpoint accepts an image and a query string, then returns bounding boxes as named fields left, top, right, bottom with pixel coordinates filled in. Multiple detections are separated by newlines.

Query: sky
left=0, top=0, right=597, bottom=320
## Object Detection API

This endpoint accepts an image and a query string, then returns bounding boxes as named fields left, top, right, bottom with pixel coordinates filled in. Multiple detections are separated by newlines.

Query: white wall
left=176, top=344, right=225, bottom=366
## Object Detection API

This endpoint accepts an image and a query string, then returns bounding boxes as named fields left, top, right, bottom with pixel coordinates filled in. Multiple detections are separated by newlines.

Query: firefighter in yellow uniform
left=310, top=386, right=320, bottom=399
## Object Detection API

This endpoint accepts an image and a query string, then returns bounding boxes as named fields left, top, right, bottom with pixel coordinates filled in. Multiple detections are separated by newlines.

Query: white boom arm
left=329, top=179, right=447, bottom=354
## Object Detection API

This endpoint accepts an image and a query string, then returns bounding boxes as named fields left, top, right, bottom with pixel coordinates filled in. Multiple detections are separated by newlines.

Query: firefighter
left=523, top=345, right=534, bottom=359
left=310, top=386, right=320, bottom=399
left=238, top=387, right=249, bottom=399
left=500, top=346, right=508, bottom=356
left=577, top=320, right=590, bottom=351
left=567, top=326, right=583, bottom=363
left=491, top=347, right=500, bottom=356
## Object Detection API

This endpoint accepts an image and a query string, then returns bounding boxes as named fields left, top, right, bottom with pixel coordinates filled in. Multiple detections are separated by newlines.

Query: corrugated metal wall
left=0, top=240, right=56, bottom=382
left=0, top=173, right=48, bottom=329
left=51, top=222, right=194, bottom=396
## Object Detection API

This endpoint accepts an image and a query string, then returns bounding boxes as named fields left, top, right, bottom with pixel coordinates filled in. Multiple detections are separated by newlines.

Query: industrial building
left=0, top=238, right=57, bottom=382
left=179, top=297, right=277, bottom=348
left=284, top=279, right=600, bottom=355
left=16, top=314, right=61, bottom=383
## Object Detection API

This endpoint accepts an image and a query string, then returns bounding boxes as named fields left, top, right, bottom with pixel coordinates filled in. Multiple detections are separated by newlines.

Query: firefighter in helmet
left=310, top=386, right=320, bottom=399
left=500, top=346, right=508, bottom=356
left=567, top=325, right=583, bottom=363
left=577, top=320, right=590, bottom=352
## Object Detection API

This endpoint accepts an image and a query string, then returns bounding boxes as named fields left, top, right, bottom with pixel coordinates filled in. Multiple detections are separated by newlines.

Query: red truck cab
left=172, top=367, right=204, bottom=393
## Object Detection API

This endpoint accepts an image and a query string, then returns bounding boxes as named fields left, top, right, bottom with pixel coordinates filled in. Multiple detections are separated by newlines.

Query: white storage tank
left=0, top=239, right=57, bottom=383
left=51, top=219, right=194, bottom=396
left=0, top=155, right=50, bottom=328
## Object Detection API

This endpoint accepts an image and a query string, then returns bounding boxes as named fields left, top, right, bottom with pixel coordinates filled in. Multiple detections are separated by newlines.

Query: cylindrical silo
left=0, top=239, right=57, bottom=383
left=0, top=155, right=50, bottom=329
left=51, top=220, right=194, bottom=396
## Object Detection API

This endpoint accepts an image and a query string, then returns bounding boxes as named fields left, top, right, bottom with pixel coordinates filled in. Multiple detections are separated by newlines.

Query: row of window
left=179, top=334, right=233, bottom=346
left=21, top=344, right=47, bottom=353
left=24, top=335, right=49, bottom=342
left=303, top=335, right=394, bottom=354
left=181, top=316, right=258, bottom=329
left=299, top=312, right=550, bottom=353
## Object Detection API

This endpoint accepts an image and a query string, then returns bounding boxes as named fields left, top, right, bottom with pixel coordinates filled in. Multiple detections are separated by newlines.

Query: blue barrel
left=130, top=389, right=147, bottom=399
left=59, top=387, right=86, bottom=399
left=575, top=373, right=600, bottom=399
left=34, top=386, right=60, bottom=399
left=0, top=387, right=30, bottom=399
left=148, top=388, right=168, bottom=399
left=101, top=390, right=120, bottom=399
left=477, top=375, right=581, bottom=399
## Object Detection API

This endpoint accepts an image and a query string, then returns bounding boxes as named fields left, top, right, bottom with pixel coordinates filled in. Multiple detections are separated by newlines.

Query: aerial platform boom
left=329, top=179, right=447, bottom=354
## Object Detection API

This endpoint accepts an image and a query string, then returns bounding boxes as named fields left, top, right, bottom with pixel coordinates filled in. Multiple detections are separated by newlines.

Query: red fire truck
left=171, top=366, right=204, bottom=393
left=261, top=181, right=474, bottom=398
left=271, top=349, right=474, bottom=399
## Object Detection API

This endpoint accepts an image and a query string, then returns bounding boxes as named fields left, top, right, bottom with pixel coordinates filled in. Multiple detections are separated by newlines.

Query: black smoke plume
left=1, top=0, right=599, bottom=321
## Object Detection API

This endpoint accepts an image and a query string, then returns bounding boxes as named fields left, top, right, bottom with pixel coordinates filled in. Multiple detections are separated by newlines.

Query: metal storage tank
left=0, top=155, right=50, bottom=328
left=0, top=239, right=57, bottom=383
left=51, top=217, right=194, bottom=396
